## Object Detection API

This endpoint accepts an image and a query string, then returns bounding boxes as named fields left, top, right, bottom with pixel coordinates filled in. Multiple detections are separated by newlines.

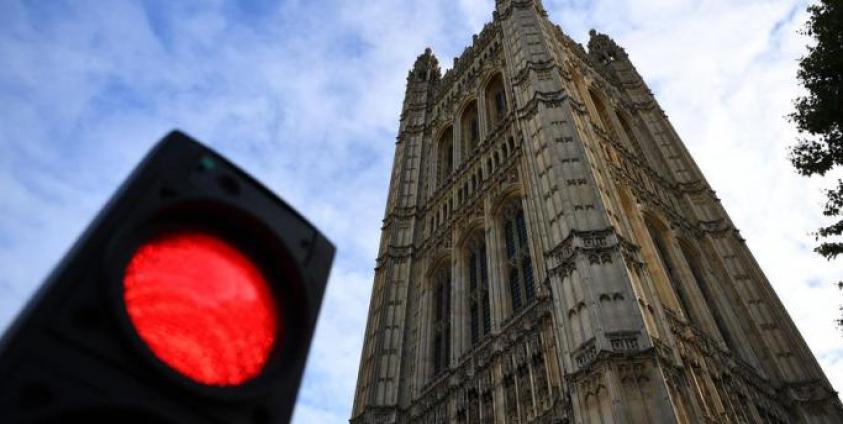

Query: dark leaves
left=790, top=1, right=843, bottom=260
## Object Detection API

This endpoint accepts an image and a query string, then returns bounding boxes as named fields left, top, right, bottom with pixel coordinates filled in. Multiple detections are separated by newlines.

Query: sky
left=0, top=0, right=840, bottom=421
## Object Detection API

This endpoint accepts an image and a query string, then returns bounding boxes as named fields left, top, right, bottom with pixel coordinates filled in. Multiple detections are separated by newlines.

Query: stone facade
left=350, top=1, right=843, bottom=422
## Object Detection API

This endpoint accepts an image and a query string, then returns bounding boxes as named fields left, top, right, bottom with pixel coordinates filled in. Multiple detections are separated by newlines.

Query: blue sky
left=1, top=0, right=841, bottom=421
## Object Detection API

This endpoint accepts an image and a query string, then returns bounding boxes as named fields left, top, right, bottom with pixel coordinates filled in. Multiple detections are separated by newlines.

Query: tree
left=789, top=0, right=843, bottom=260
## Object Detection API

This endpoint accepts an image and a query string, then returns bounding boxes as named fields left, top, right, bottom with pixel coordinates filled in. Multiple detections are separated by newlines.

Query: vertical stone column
left=413, top=273, right=433, bottom=393
left=478, top=88, right=489, bottom=143
left=484, top=197, right=506, bottom=332
left=453, top=112, right=463, bottom=167
left=451, top=228, right=467, bottom=364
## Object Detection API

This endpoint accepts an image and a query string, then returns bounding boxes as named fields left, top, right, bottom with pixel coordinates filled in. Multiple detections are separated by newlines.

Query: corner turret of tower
left=408, top=47, right=441, bottom=83
left=587, top=29, right=628, bottom=65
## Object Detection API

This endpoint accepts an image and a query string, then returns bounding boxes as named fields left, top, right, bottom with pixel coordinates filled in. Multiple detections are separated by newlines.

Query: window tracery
left=431, top=265, right=451, bottom=376
left=466, top=234, right=491, bottom=345
left=501, top=200, right=535, bottom=313
left=485, top=74, right=507, bottom=128
left=437, top=127, right=454, bottom=186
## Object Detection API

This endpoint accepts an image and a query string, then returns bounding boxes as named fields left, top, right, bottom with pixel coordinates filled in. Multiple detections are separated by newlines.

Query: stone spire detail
left=408, top=47, right=440, bottom=83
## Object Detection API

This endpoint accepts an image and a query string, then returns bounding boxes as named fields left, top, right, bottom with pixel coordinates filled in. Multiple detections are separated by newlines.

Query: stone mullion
left=517, top=153, right=551, bottom=298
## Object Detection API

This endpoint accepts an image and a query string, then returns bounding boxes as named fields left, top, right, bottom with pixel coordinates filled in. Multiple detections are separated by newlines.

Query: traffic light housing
left=0, top=131, right=335, bottom=423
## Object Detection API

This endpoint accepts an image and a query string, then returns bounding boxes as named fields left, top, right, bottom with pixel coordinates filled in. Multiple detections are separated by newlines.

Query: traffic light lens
left=123, top=231, right=279, bottom=386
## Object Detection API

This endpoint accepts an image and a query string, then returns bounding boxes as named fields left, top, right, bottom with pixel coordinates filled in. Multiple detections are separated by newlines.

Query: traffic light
left=0, top=131, right=335, bottom=423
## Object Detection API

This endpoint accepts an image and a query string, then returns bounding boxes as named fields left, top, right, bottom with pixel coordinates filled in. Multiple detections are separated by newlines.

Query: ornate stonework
left=351, top=1, right=843, bottom=422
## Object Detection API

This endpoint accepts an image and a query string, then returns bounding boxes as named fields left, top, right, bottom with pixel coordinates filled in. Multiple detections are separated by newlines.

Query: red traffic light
left=123, top=231, right=280, bottom=386
left=0, top=132, right=334, bottom=423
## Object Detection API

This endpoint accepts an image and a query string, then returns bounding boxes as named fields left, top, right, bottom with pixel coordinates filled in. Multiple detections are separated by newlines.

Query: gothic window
left=466, top=234, right=491, bottom=345
left=588, top=88, right=616, bottom=139
left=438, top=127, right=454, bottom=186
left=502, top=200, right=535, bottom=313
left=431, top=265, right=451, bottom=376
left=679, top=241, right=737, bottom=351
left=616, top=111, right=646, bottom=158
left=645, top=218, right=695, bottom=324
left=485, top=74, right=507, bottom=128
left=461, top=101, right=480, bottom=155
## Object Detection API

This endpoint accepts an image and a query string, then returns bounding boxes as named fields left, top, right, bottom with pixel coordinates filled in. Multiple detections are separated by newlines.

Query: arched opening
left=461, top=101, right=480, bottom=156
left=500, top=199, right=535, bottom=313
left=431, top=263, right=451, bottom=376
left=485, top=74, right=507, bottom=128
left=437, top=127, right=454, bottom=186
left=678, top=240, right=737, bottom=350
left=616, top=111, right=645, bottom=157
left=644, top=216, right=694, bottom=323
left=588, top=88, right=616, bottom=139
left=465, top=233, right=490, bottom=346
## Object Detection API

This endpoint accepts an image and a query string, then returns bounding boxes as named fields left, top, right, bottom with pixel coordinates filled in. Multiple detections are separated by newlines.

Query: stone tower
left=350, top=1, right=843, bottom=422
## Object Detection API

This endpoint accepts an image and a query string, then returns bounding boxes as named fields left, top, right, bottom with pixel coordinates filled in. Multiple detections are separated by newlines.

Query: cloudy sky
left=0, top=0, right=840, bottom=421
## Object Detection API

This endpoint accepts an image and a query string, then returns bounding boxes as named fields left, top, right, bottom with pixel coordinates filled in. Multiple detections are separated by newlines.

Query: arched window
left=461, top=101, right=480, bottom=156
left=679, top=241, right=736, bottom=350
left=431, top=265, right=451, bottom=376
left=616, top=111, right=644, bottom=156
left=437, top=127, right=454, bottom=186
left=466, top=235, right=490, bottom=345
left=645, top=218, right=694, bottom=323
left=502, top=201, right=535, bottom=313
left=588, top=88, right=616, bottom=139
left=485, top=74, right=507, bottom=128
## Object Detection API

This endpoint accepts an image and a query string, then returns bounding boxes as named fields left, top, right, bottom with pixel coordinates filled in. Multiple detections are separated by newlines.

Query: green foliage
left=789, top=0, right=843, bottom=259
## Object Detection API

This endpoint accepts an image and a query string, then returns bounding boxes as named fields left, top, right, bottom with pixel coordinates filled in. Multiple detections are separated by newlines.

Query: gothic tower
left=351, top=1, right=843, bottom=422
